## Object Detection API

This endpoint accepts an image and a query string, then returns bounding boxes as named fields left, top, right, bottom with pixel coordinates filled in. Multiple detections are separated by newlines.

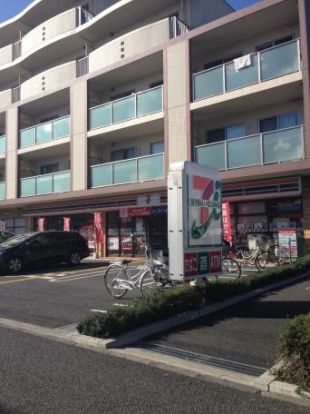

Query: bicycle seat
left=122, top=259, right=132, bottom=265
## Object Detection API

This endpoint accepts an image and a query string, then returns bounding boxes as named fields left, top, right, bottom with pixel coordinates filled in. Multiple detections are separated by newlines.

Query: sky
left=0, top=0, right=263, bottom=23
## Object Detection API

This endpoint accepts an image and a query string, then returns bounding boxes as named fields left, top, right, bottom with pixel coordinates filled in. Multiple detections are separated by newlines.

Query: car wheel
left=7, top=257, right=23, bottom=274
left=69, top=251, right=81, bottom=265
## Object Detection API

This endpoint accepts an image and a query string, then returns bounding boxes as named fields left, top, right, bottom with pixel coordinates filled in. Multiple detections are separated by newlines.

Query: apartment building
left=0, top=0, right=308, bottom=257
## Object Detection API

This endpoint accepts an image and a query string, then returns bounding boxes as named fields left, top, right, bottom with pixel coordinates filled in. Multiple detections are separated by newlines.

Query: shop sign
left=222, top=202, right=232, bottom=246
left=63, top=217, right=71, bottom=231
left=237, top=223, right=263, bottom=233
left=137, top=194, right=161, bottom=206
left=38, top=218, right=45, bottom=232
left=121, top=236, right=132, bottom=251
left=168, top=161, right=222, bottom=282
left=128, top=207, right=152, bottom=218
left=94, top=212, right=104, bottom=243
left=108, top=237, right=119, bottom=251
left=278, top=228, right=298, bottom=257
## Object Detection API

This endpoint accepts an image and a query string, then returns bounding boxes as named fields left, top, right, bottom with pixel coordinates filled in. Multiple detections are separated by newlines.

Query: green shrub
left=277, top=314, right=310, bottom=390
left=77, top=255, right=310, bottom=339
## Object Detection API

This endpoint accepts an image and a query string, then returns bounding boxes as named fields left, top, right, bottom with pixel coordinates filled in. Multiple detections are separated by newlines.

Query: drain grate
left=142, top=342, right=266, bottom=377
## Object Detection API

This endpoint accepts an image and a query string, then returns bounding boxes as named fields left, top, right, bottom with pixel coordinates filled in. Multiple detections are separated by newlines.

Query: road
left=0, top=326, right=308, bottom=414
left=146, top=276, right=310, bottom=369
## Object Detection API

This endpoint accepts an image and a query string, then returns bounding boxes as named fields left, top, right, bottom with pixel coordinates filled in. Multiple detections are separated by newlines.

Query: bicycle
left=103, top=245, right=169, bottom=298
left=235, top=242, right=266, bottom=271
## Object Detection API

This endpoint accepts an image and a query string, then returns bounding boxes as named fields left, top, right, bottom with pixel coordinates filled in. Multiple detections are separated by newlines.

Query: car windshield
left=0, top=233, right=36, bottom=248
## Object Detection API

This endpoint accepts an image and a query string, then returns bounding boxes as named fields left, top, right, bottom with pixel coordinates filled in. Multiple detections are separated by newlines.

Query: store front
left=106, top=206, right=167, bottom=257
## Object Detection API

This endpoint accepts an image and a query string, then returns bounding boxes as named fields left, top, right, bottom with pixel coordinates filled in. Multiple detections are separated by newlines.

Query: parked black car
left=0, top=231, right=90, bottom=274
left=0, top=231, right=14, bottom=243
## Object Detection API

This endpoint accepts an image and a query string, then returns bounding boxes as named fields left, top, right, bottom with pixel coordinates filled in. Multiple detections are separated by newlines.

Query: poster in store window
left=278, top=228, right=298, bottom=258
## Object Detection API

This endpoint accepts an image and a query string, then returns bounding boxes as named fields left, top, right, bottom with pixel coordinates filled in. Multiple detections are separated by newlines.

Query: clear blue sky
left=0, top=0, right=262, bottom=23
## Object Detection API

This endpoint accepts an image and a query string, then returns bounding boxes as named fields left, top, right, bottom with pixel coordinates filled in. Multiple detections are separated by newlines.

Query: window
left=110, top=90, right=135, bottom=101
left=40, top=163, right=59, bottom=175
left=206, top=124, right=245, bottom=144
left=256, top=35, right=294, bottom=52
left=111, top=147, right=136, bottom=162
left=259, top=112, right=299, bottom=133
left=40, top=115, right=59, bottom=124
left=151, top=141, right=164, bottom=154
left=203, top=53, right=242, bottom=70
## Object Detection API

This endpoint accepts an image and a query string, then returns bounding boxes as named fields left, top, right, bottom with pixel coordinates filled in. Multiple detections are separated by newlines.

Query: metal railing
left=91, top=153, right=164, bottom=188
left=0, top=182, right=5, bottom=200
left=89, top=85, right=163, bottom=130
left=195, top=125, right=304, bottom=171
left=76, top=6, right=94, bottom=26
left=193, top=39, right=301, bottom=101
left=19, top=116, right=70, bottom=148
left=20, top=170, right=71, bottom=197
left=169, top=16, right=188, bottom=38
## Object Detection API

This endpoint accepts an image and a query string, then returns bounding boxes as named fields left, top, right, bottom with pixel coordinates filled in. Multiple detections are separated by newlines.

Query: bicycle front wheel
left=222, top=258, right=241, bottom=279
left=139, top=270, right=163, bottom=297
left=255, top=255, right=266, bottom=271
left=104, top=264, right=128, bottom=298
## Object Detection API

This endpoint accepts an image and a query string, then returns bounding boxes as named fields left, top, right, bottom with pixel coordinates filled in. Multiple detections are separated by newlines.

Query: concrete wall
left=0, top=44, right=12, bottom=67
left=20, top=61, right=76, bottom=101
left=165, top=39, right=191, bottom=163
left=89, top=18, right=170, bottom=73
left=22, top=8, right=77, bottom=56
left=70, top=80, right=88, bottom=191
left=0, top=89, right=12, bottom=111
left=5, top=108, right=18, bottom=199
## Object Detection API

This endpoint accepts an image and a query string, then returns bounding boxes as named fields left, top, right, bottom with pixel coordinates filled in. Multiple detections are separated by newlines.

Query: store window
left=259, top=112, right=299, bottom=133
left=5, top=218, right=26, bottom=235
left=111, top=147, right=136, bottom=161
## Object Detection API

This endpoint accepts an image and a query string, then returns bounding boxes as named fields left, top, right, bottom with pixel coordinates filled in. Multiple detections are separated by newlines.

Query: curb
left=104, top=272, right=309, bottom=349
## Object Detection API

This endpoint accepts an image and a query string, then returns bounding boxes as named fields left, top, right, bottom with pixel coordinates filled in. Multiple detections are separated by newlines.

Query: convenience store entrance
left=106, top=208, right=167, bottom=257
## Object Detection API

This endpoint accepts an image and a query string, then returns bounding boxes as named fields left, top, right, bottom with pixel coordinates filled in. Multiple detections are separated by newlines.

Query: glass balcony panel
left=0, top=136, right=5, bottom=154
left=20, top=128, right=36, bottom=148
left=193, top=66, right=223, bottom=100
left=21, top=178, right=35, bottom=197
left=53, top=171, right=70, bottom=193
left=112, top=96, right=136, bottom=123
left=227, top=135, right=261, bottom=168
left=91, top=164, right=113, bottom=187
left=137, top=87, right=162, bottom=117
left=36, top=123, right=52, bottom=144
left=89, top=104, right=112, bottom=129
left=260, top=41, right=299, bottom=81
left=138, top=154, right=164, bottom=181
left=53, top=117, right=70, bottom=139
left=113, top=159, right=137, bottom=184
left=263, top=126, right=303, bottom=163
left=0, top=182, right=5, bottom=200
left=225, top=55, right=258, bottom=91
left=36, top=175, right=53, bottom=195
left=196, top=142, right=226, bottom=170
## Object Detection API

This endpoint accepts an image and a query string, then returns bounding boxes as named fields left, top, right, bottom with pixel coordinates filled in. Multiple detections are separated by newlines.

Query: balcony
left=91, top=153, right=164, bottom=188
left=195, top=125, right=304, bottom=171
left=0, top=136, right=5, bottom=155
left=193, top=40, right=300, bottom=101
left=0, top=182, right=5, bottom=200
left=89, top=86, right=163, bottom=130
left=20, top=170, right=71, bottom=197
left=20, top=116, right=70, bottom=149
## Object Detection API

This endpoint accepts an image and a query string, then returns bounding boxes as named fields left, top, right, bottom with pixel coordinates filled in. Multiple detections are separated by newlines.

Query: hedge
left=77, top=255, right=310, bottom=339
left=277, top=314, right=310, bottom=390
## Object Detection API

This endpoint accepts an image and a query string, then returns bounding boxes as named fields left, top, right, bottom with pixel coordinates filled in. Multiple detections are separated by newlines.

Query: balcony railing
left=91, top=153, right=164, bottom=188
left=193, top=39, right=300, bottom=101
left=20, top=170, right=71, bottom=197
left=19, top=116, right=70, bottom=148
left=195, top=125, right=304, bottom=171
left=0, top=182, right=5, bottom=200
left=0, top=136, right=6, bottom=155
left=89, top=85, right=163, bottom=130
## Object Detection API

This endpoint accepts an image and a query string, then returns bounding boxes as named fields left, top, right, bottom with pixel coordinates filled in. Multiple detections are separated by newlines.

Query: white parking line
left=113, top=303, right=129, bottom=308
left=49, top=271, right=103, bottom=283
left=90, top=309, right=108, bottom=313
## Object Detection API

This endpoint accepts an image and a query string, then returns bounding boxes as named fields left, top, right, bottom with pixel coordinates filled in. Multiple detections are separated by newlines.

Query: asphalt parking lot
left=0, top=261, right=142, bottom=329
